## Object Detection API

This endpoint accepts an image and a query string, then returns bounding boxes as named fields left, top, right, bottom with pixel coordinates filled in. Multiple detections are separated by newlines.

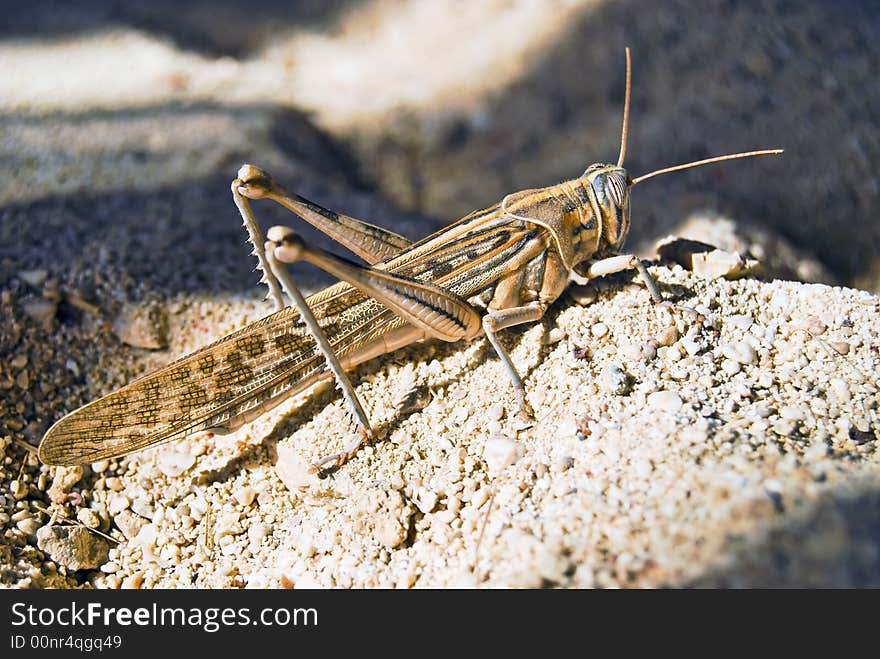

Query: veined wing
left=39, top=207, right=542, bottom=465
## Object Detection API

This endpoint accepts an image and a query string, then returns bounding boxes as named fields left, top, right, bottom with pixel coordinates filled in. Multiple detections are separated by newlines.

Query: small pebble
left=726, top=314, right=754, bottom=331
left=598, top=363, right=630, bottom=395
left=248, top=523, right=268, bottom=546
left=484, top=437, right=521, bottom=475
left=121, top=572, right=145, bottom=589
left=114, top=303, right=169, bottom=350
left=10, top=355, right=28, bottom=370
left=157, top=450, right=196, bottom=477
left=275, top=443, right=318, bottom=490
left=691, top=249, right=749, bottom=279
left=721, top=341, right=757, bottom=365
left=657, top=326, right=680, bottom=347
left=11, top=480, right=27, bottom=500
left=23, top=299, right=58, bottom=326
left=591, top=322, right=609, bottom=338
left=544, top=328, right=565, bottom=344
left=19, top=269, right=48, bottom=287
left=76, top=508, right=102, bottom=529
left=107, top=494, right=131, bottom=515
left=680, top=338, right=702, bottom=356
left=829, top=378, right=851, bottom=402
left=130, top=499, right=154, bottom=519
left=779, top=405, right=804, bottom=421
left=16, top=516, right=41, bottom=536
left=720, top=359, right=741, bottom=375
left=105, top=477, right=125, bottom=492
left=415, top=489, right=438, bottom=514
left=805, top=316, right=827, bottom=336
left=647, top=391, right=683, bottom=413
left=234, top=487, right=257, bottom=507
left=36, top=525, right=109, bottom=571
left=113, top=510, right=147, bottom=540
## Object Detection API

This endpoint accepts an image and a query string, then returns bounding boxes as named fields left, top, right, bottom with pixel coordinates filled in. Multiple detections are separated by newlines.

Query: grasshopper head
left=580, top=163, right=633, bottom=253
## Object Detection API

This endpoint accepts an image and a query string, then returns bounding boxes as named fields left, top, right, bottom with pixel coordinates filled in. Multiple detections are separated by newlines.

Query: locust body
left=38, top=50, right=781, bottom=468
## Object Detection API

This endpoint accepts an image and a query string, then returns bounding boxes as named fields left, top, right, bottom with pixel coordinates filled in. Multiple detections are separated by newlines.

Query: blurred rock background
left=2, top=0, right=878, bottom=299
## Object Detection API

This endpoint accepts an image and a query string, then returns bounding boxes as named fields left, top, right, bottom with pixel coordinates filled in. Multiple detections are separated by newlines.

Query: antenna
left=617, top=47, right=632, bottom=168
left=632, top=149, right=784, bottom=186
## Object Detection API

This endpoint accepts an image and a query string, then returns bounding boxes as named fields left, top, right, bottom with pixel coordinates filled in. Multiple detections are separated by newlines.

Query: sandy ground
left=2, top=0, right=879, bottom=588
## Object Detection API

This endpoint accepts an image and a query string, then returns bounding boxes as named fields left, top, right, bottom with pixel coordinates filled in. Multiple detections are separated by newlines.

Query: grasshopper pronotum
left=39, top=50, right=781, bottom=470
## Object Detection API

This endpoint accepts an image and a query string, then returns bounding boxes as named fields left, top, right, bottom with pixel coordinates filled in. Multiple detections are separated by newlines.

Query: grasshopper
left=38, top=50, right=781, bottom=470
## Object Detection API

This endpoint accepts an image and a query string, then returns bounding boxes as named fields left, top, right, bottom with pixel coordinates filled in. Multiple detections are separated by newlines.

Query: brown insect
left=39, top=49, right=781, bottom=470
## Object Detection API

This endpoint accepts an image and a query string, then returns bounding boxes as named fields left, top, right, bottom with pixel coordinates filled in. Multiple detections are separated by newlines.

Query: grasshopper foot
left=514, top=391, right=535, bottom=422
left=654, top=299, right=704, bottom=322
left=308, top=426, right=373, bottom=474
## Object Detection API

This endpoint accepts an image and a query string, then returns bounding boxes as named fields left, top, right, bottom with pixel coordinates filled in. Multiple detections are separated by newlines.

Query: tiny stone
left=36, top=525, right=109, bottom=571
left=113, top=510, right=147, bottom=540
left=829, top=342, right=850, bottom=355
left=234, top=487, right=257, bottom=507
left=104, top=476, right=124, bottom=492
left=598, top=363, right=630, bottom=395
left=11, top=480, right=27, bottom=500
left=114, top=303, right=169, bottom=350
left=19, top=269, right=48, bottom=288
left=130, top=499, right=154, bottom=519
left=829, top=378, right=851, bottom=402
left=487, top=402, right=505, bottom=422
left=720, top=359, right=741, bottom=376
left=76, top=508, right=102, bottom=529
left=23, top=299, right=58, bottom=325
left=726, top=314, right=754, bottom=331
left=657, top=326, right=680, bottom=347
left=15, top=370, right=29, bottom=390
left=157, top=450, right=196, bottom=477
left=108, top=494, right=131, bottom=515
left=121, top=572, right=145, bottom=589
left=375, top=518, right=407, bottom=549
left=779, top=405, right=804, bottom=421
left=48, top=466, right=84, bottom=504
left=805, top=316, right=827, bottom=336
left=680, top=338, right=702, bottom=356
left=91, top=460, right=109, bottom=473
left=691, top=249, right=749, bottom=279
left=647, top=390, right=683, bottom=413
left=10, top=355, right=27, bottom=370
left=215, top=512, right=243, bottom=537
left=591, top=322, right=609, bottom=338
left=16, top=516, right=41, bottom=536
left=248, top=523, right=268, bottom=546
left=544, top=327, right=565, bottom=344
left=484, top=437, right=521, bottom=475
left=721, top=341, right=757, bottom=365
left=415, top=489, right=438, bottom=514
left=276, top=443, right=318, bottom=491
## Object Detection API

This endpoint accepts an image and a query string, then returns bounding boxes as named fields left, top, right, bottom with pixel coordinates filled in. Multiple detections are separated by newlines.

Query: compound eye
left=606, top=171, right=628, bottom=207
